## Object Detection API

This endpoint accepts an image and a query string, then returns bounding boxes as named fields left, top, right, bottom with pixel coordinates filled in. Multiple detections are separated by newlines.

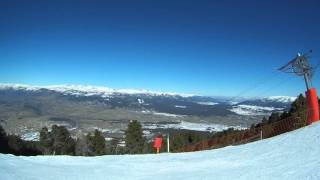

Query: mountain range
left=0, top=83, right=296, bottom=140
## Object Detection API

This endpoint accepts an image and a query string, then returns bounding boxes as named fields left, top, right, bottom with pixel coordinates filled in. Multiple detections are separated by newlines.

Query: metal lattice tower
left=278, top=50, right=314, bottom=90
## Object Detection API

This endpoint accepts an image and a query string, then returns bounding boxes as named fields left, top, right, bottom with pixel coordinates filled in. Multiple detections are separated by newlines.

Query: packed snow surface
left=1, top=122, right=320, bottom=180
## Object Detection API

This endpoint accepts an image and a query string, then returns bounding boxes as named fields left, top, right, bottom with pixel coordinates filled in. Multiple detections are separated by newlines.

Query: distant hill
left=0, top=83, right=296, bottom=140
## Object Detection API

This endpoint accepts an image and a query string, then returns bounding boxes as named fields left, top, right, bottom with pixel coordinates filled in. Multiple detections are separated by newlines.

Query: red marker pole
left=153, top=136, right=163, bottom=154
left=306, top=88, right=319, bottom=124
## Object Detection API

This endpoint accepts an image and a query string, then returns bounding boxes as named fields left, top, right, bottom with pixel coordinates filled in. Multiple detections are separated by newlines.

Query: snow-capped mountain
left=0, top=83, right=296, bottom=116
left=233, top=96, right=296, bottom=109
left=0, top=83, right=297, bottom=139
left=229, top=105, right=285, bottom=116
left=265, top=96, right=297, bottom=103
left=228, top=96, right=297, bottom=116
left=0, top=83, right=195, bottom=98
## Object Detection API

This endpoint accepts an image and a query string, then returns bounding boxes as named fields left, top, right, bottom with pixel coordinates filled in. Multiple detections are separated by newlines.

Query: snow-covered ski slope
left=1, top=122, right=320, bottom=180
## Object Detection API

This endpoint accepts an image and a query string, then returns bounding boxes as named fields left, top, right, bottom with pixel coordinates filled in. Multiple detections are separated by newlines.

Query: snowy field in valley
left=1, top=122, right=320, bottom=180
left=142, top=121, right=246, bottom=132
left=229, top=104, right=284, bottom=116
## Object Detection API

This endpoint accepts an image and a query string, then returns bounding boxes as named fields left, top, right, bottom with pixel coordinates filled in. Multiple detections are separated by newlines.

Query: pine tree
left=0, top=125, right=9, bottom=153
left=7, top=135, right=23, bottom=154
left=171, top=133, right=184, bottom=152
left=87, top=129, right=106, bottom=156
left=40, top=127, right=53, bottom=155
left=289, top=94, right=307, bottom=125
left=280, top=111, right=290, bottom=119
left=125, top=120, right=145, bottom=154
left=0, top=125, right=6, bottom=138
left=261, top=116, right=268, bottom=124
left=48, top=125, right=75, bottom=155
left=268, top=112, right=280, bottom=123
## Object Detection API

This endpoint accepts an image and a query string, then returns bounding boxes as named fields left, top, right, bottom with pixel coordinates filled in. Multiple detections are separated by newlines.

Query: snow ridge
left=0, top=83, right=195, bottom=98
left=0, top=83, right=297, bottom=102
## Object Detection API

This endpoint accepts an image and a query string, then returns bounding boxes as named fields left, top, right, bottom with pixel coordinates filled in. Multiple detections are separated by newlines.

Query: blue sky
left=1, top=0, right=320, bottom=97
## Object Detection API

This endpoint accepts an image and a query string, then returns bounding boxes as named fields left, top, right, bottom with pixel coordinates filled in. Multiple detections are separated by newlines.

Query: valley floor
left=1, top=122, right=320, bottom=180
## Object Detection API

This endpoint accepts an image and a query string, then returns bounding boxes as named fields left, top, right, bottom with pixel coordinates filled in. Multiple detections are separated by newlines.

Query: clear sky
left=1, top=0, right=320, bottom=97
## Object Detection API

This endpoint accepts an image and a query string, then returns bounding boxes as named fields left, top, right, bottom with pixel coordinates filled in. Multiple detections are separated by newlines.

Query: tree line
left=0, top=118, right=160, bottom=156
left=0, top=118, right=213, bottom=156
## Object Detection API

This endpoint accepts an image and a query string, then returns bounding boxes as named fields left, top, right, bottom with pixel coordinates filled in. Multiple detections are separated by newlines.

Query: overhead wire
left=254, top=75, right=297, bottom=98
left=229, top=69, right=284, bottom=101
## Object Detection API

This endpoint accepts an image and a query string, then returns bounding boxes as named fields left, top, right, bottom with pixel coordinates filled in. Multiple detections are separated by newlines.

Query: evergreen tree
left=171, top=133, right=185, bottom=151
left=7, top=135, right=23, bottom=154
left=0, top=125, right=9, bottom=153
left=125, top=120, right=145, bottom=154
left=87, top=130, right=106, bottom=156
left=0, top=125, right=6, bottom=138
left=261, top=117, right=268, bottom=124
left=40, top=127, right=53, bottom=155
left=51, top=125, right=75, bottom=155
left=40, top=125, right=76, bottom=155
left=280, top=111, right=290, bottom=119
left=289, top=94, right=307, bottom=125
left=268, top=112, right=280, bottom=123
